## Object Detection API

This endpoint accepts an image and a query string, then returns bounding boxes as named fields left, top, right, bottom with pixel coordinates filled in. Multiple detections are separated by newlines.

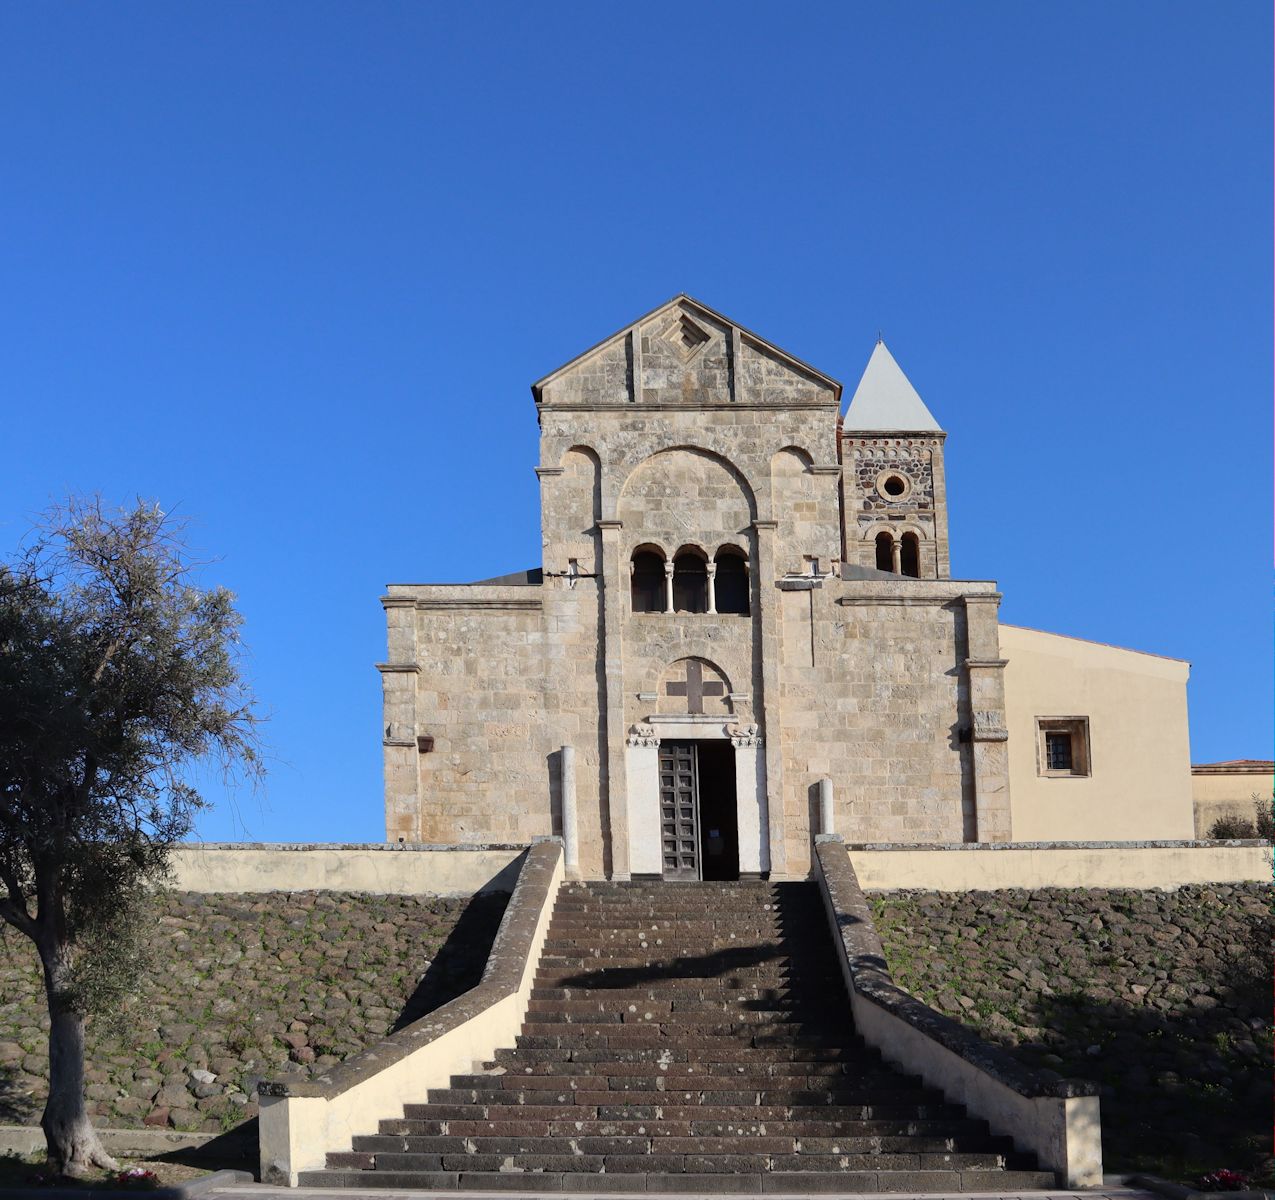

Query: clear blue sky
left=1, top=3, right=1270, bottom=842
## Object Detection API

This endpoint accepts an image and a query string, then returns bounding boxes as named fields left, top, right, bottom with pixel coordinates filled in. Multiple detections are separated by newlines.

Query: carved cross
left=665, top=660, right=725, bottom=714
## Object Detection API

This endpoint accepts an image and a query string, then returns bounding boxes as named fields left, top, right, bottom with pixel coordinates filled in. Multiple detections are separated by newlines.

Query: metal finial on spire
left=877, top=330, right=883, bottom=345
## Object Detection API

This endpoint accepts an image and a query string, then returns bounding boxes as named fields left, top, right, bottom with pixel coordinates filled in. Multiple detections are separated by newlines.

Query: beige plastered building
left=379, top=296, right=1197, bottom=880
left=1190, top=760, right=1275, bottom=837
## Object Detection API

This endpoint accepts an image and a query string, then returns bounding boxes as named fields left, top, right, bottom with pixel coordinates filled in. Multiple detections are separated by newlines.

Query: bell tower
left=840, top=340, right=950, bottom=579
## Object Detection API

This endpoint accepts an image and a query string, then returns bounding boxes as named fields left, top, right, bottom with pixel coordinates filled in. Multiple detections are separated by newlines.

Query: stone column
left=753, top=519, right=785, bottom=878
left=818, top=776, right=834, bottom=836
left=890, top=537, right=902, bottom=575
left=560, top=744, right=579, bottom=877
left=597, top=519, right=631, bottom=878
left=706, top=562, right=717, bottom=614
left=663, top=560, right=674, bottom=613
left=962, top=593, right=1011, bottom=843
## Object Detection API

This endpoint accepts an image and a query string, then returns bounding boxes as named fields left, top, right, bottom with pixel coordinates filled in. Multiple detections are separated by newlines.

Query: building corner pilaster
left=596, top=520, right=631, bottom=879
left=961, top=593, right=1010, bottom=842
left=379, top=596, right=421, bottom=843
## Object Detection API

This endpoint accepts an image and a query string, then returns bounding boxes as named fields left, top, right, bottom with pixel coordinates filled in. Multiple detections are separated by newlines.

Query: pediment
left=532, top=295, right=841, bottom=409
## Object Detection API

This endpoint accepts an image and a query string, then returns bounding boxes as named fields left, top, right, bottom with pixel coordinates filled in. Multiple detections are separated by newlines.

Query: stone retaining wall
left=0, top=890, right=507, bottom=1133
left=872, top=883, right=1272, bottom=1178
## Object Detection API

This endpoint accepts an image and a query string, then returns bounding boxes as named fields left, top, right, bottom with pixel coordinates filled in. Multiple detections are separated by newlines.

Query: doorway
left=657, top=740, right=739, bottom=881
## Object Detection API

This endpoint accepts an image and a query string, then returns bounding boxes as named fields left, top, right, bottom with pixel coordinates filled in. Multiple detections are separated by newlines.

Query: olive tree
left=0, top=498, right=260, bottom=1175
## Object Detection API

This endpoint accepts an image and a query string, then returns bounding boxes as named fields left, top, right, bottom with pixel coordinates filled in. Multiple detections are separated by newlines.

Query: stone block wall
left=841, top=435, right=950, bottom=579
left=777, top=584, right=979, bottom=872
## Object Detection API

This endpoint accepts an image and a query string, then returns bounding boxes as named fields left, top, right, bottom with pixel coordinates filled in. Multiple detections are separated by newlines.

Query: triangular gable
left=532, top=294, right=841, bottom=407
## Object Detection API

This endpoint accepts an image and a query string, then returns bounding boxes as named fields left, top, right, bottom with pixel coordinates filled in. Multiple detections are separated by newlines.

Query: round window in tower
left=875, top=470, right=913, bottom=501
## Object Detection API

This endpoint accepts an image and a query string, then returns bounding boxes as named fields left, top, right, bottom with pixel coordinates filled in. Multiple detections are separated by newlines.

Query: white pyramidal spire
left=843, top=341, right=942, bottom=432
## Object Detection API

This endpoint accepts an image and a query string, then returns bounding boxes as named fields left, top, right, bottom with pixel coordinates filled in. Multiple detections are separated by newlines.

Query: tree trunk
left=40, top=951, right=117, bottom=1176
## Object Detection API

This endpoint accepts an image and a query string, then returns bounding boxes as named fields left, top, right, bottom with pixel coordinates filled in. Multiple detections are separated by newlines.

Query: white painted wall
left=847, top=842, right=1271, bottom=891
left=169, top=844, right=524, bottom=895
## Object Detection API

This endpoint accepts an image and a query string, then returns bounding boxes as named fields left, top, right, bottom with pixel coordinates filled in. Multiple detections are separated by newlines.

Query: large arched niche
left=770, top=445, right=816, bottom=575
left=617, top=447, right=756, bottom=550
left=550, top=445, right=601, bottom=572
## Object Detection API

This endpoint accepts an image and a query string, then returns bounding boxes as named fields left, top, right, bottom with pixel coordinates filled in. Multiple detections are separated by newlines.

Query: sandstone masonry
left=380, top=295, right=1196, bottom=878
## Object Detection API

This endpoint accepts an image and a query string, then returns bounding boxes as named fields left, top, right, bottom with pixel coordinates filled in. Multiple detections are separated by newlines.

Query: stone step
left=349, top=1132, right=1012, bottom=1154
left=375, top=1116, right=998, bottom=1139
left=516, top=1022, right=854, bottom=1042
left=520, top=1008, right=847, bottom=1026
left=482, top=1059, right=883, bottom=1077
left=447, top=1071, right=924, bottom=1093
left=524, top=997, right=838, bottom=1012
left=297, top=1168, right=1059, bottom=1191
left=302, top=881, right=1049, bottom=1192
left=398, top=1100, right=967, bottom=1122
left=331, top=1149, right=1017, bottom=1173
left=536, top=958, right=834, bottom=973
left=514, top=1030, right=860, bottom=1050
left=422, top=1085, right=938, bottom=1107
left=490, top=1045, right=869, bottom=1065
left=527, top=984, right=831, bottom=1000
left=544, top=924, right=820, bottom=935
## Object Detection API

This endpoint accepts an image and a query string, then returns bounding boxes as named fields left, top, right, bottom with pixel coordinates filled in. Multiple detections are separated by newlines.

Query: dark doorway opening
left=696, top=741, right=739, bottom=881
left=658, top=740, right=739, bottom=881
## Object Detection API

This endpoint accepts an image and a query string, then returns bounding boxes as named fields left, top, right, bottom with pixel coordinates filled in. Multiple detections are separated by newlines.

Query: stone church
left=379, top=296, right=1195, bottom=880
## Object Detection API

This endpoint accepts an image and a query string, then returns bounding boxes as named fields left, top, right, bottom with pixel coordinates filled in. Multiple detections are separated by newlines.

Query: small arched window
left=900, top=532, right=920, bottom=579
left=630, top=549, right=666, bottom=613
left=713, top=547, right=750, bottom=615
left=672, top=549, right=708, bottom=614
left=875, top=531, right=894, bottom=573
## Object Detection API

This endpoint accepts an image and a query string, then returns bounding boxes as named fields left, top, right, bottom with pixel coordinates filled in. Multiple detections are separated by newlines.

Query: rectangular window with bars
left=1037, top=718, right=1090, bottom=777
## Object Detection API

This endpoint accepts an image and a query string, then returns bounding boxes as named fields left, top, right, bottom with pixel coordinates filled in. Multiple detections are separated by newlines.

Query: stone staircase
left=302, top=881, right=1055, bottom=1191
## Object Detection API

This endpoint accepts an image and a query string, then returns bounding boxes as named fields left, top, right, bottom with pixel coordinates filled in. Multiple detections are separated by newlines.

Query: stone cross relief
left=664, top=660, right=726, bottom=715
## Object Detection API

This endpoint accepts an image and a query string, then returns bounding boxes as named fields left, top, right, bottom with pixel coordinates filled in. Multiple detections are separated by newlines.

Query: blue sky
left=1, top=3, right=1270, bottom=842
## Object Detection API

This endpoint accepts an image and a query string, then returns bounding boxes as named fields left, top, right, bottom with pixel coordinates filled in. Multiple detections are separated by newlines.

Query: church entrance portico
left=625, top=719, right=768, bottom=881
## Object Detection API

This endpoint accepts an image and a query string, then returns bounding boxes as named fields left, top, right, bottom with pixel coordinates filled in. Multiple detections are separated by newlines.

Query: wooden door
left=659, top=741, right=699, bottom=881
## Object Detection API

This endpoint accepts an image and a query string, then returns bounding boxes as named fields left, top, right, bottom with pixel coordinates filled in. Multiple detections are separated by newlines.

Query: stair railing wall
left=813, top=834, right=1103, bottom=1188
left=256, top=837, right=566, bottom=1186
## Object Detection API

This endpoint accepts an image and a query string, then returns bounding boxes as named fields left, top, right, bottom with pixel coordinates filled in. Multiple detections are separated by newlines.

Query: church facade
left=379, top=296, right=1194, bottom=880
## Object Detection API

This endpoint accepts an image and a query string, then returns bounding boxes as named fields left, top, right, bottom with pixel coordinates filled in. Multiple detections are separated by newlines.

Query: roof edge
left=999, top=622, right=1190, bottom=665
left=531, top=294, right=843, bottom=402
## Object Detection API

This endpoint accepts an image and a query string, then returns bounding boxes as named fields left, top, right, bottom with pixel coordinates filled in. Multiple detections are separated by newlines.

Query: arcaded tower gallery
left=378, top=296, right=1194, bottom=880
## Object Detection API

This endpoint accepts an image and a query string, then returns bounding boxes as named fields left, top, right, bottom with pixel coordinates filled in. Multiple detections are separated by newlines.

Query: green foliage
left=1207, top=794, right=1275, bottom=841
left=0, top=496, right=262, bottom=1018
